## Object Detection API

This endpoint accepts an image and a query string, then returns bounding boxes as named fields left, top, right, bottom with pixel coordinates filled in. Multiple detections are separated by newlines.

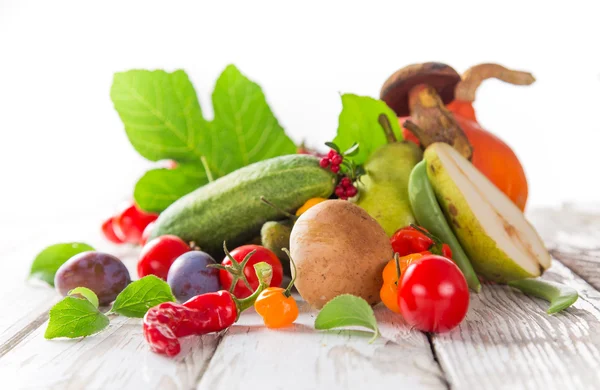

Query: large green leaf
left=333, top=94, right=403, bottom=165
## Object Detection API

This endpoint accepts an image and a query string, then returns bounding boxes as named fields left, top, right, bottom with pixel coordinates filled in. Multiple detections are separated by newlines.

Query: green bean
left=508, top=279, right=578, bottom=314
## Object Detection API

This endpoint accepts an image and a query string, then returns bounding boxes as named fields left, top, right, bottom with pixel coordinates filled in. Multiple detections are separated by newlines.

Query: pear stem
left=378, top=114, right=397, bottom=143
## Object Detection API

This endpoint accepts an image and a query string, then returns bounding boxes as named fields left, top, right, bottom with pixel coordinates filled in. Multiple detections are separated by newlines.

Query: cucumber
left=150, top=155, right=336, bottom=257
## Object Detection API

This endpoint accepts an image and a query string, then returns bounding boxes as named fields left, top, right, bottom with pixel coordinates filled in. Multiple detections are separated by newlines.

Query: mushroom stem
left=455, top=63, right=536, bottom=102
left=408, top=84, right=473, bottom=160
left=378, top=114, right=398, bottom=143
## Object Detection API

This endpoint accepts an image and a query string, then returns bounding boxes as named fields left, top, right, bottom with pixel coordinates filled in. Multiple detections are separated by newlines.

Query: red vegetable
left=390, top=225, right=452, bottom=259
left=215, top=244, right=283, bottom=298
left=398, top=255, right=469, bottom=333
left=137, top=235, right=190, bottom=280
left=143, top=263, right=273, bottom=357
left=113, top=203, right=158, bottom=244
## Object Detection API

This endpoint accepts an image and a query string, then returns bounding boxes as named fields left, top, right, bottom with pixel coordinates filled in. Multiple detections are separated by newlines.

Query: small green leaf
left=68, top=287, right=99, bottom=308
left=134, top=164, right=208, bottom=212
left=45, top=297, right=109, bottom=339
left=315, top=294, right=380, bottom=342
left=342, top=142, right=360, bottom=157
left=332, top=94, right=403, bottom=165
left=324, top=142, right=341, bottom=153
left=29, top=243, right=95, bottom=286
left=110, top=275, right=175, bottom=318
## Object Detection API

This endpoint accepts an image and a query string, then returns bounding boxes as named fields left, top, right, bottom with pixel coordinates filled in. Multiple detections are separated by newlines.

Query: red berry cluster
left=335, top=177, right=358, bottom=200
left=319, top=150, right=343, bottom=173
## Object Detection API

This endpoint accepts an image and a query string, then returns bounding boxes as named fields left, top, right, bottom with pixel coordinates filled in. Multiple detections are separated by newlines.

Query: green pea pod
left=408, top=160, right=481, bottom=292
left=508, top=279, right=578, bottom=314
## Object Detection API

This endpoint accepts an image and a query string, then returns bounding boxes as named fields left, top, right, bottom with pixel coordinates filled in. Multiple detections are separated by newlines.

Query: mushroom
left=380, top=62, right=473, bottom=160
left=454, top=63, right=535, bottom=102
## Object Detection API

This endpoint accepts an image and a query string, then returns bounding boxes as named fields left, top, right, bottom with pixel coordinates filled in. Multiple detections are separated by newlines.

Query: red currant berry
left=335, top=186, right=346, bottom=198
left=331, top=154, right=343, bottom=165
left=113, top=203, right=159, bottom=244
left=327, top=150, right=337, bottom=159
left=101, top=217, right=125, bottom=244
left=340, top=177, right=352, bottom=188
left=346, top=186, right=358, bottom=197
left=330, top=164, right=340, bottom=173
left=138, top=235, right=190, bottom=280
left=319, top=157, right=330, bottom=168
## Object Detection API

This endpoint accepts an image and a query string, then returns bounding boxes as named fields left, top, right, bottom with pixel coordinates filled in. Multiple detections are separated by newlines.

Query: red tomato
left=398, top=255, right=469, bottom=333
left=219, top=245, right=283, bottom=298
left=137, top=235, right=190, bottom=280
left=101, top=217, right=125, bottom=244
left=113, top=203, right=158, bottom=244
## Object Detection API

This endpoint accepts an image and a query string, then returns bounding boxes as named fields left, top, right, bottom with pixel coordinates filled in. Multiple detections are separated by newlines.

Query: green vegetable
left=110, top=275, right=176, bottom=318
left=332, top=94, right=403, bottom=165
left=29, top=243, right=95, bottom=286
left=261, top=220, right=293, bottom=275
left=45, top=293, right=109, bottom=339
left=68, top=287, right=99, bottom=308
left=508, top=279, right=578, bottom=314
left=150, top=155, right=336, bottom=257
left=314, top=294, right=379, bottom=342
left=111, top=65, right=296, bottom=212
left=408, top=160, right=481, bottom=292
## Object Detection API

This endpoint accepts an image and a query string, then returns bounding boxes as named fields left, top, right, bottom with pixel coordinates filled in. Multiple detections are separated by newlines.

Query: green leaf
left=110, top=275, right=175, bottom=318
left=44, top=296, right=109, bottom=339
left=68, top=287, right=99, bottom=308
left=332, top=94, right=403, bottom=165
left=110, top=69, right=211, bottom=163
left=29, top=243, right=95, bottom=286
left=211, top=65, right=297, bottom=175
left=314, top=294, right=380, bottom=342
left=342, top=142, right=360, bottom=156
left=134, top=164, right=208, bottom=212
left=112, top=65, right=297, bottom=213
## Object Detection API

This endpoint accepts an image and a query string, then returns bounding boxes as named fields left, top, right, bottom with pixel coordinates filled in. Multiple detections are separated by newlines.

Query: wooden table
left=1, top=205, right=599, bottom=390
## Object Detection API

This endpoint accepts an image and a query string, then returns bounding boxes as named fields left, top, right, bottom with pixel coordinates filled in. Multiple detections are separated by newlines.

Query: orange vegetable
left=254, top=249, right=299, bottom=328
left=296, top=197, right=328, bottom=216
left=380, top=253, right=424, bottom=313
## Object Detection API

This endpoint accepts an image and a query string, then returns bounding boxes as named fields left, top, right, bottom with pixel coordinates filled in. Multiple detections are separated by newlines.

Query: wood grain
left=529, top=207, right=600, bottom=289
left=432, top=260, right=600, bottom=390
left=197, top=300, right=447, bottom=390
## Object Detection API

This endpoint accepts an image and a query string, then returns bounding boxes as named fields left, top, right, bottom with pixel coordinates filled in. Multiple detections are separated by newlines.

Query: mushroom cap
left=380, top=62, right=461, bottom=117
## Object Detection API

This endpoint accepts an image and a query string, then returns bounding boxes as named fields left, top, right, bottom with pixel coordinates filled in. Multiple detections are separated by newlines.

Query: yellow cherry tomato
left=295, top=197, right=328, bottom=216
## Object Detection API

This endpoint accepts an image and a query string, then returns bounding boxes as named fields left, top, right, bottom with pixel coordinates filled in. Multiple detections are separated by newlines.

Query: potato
left=290, top=200, right=393, bottom=309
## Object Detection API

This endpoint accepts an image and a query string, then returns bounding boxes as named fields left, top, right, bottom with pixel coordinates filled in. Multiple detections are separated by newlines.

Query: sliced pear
left=424, top=142, right=550, bottom=282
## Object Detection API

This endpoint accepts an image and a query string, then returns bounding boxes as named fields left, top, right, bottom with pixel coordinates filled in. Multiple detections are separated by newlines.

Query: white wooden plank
left=197, top=300, right=447, bottom=390
left=0, top=314, right=220, bottom=390
left=432, top=260, right=600, bottom=390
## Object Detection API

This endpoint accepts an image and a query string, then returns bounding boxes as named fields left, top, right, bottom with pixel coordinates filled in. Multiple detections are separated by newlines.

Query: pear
left=424, top=142, right=550, bottom=282
left=354, top=141, right=423, bottom=236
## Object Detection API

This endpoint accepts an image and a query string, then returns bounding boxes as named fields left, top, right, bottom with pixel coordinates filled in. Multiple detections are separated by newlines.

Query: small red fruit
left=140, top=221, right=156, bottom=246
left=101, top=217, right=125, bottom=244
left=319, top=157, right=330, bottom=168
left=335, top=186, right=347, bottom=199
left=113, top=203, right=159, bottom=244
left=340, top=177, right=352, bottom=188
left=330, top=165, right=340, bottom=173
left=331, top=154, right=343, bottom=165
left=327, top=150, right=337, bottom=159
left=346, top=186, right=358, bottom=197
left=138, top=235, right=190, bottom=280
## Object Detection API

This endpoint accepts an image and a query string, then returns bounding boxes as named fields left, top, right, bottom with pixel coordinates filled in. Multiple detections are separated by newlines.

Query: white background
left=1, top=0, right=599, bottom=228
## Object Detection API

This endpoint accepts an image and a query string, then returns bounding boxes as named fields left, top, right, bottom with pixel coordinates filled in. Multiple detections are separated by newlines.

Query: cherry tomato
left=391, top=227, right=433, bottom=256
left=113, top=203, right=158, bottom=244
left=138, top=235, right=190, bottom=280
left=101, top=217, right=125, bottom=244
left=219, top=245, right=283, bottom=299
left=398, top=255, right=469, bottom=333
left=140, top=221, right=156, bottom=246
left=380, top=253, right=424, bottom=313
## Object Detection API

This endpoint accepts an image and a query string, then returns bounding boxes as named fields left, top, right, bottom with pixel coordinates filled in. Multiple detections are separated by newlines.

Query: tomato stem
left=260, top=196, right=298, bottom=221
left=208, top=242, right=255, bottom=293
left=282, top=248, right=297, bottom=298
left=394, top=252, right=401, bottom=282
left=234, top=262, right=273, bottom=315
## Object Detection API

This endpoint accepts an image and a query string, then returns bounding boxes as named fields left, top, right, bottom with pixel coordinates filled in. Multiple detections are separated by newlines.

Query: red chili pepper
left=391, top=225, right=453, bottom=259
left=143, top=261, right=273, bottom=357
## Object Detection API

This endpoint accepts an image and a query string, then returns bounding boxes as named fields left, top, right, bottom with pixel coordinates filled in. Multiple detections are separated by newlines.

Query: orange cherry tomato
left=254, top=287, right=299, bottom=328
left=296, top=197, right=328, bottom=216
left=380, top=253, right=424, bottom=313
